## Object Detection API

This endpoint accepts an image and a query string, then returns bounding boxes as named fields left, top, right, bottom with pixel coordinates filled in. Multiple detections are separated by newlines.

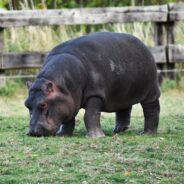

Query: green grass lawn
left=0, top=86, right=184, bottom=184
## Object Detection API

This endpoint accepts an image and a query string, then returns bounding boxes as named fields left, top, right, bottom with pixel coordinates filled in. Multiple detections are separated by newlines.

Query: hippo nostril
left=27, top=130, right=40, bottom=137
left=27, top=127, right=43, bottom=137
left=27, top=131, right=31, bottom=136
left=27, top=130, right=36, bottom=136
left=28, top=124, right=51, bottom=137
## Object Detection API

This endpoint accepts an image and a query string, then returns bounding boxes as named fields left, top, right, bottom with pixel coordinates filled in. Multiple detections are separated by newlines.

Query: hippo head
left=25, top=78, right=74, bottom=137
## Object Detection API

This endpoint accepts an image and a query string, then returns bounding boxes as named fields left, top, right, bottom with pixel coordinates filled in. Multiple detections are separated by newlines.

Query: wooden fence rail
left=1, top=45, right=183, bottom=70
left=0, top=3, right=184, bottom=84
left=0, top=5, right=168, bottom=27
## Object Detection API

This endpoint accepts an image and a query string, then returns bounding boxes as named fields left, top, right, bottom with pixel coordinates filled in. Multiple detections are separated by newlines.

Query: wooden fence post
left=166, top=21, right=176, bottom=80
left=154, top=22, right=167, bottom=83
left=0, top=28, right=6, bottom=87
left=0, top=28, right=4, bottom=51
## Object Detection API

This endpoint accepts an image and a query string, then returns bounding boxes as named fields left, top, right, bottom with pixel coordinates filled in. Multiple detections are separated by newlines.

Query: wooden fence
left=0, top=3, right=184, bottom=85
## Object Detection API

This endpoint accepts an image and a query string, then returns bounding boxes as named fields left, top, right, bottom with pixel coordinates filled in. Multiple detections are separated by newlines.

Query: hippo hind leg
left=141, top=99, right=160, bottom=134
left=113, top=106, right=132, bottom=134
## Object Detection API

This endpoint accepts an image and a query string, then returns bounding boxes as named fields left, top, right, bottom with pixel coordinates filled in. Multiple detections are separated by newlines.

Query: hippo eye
left=38, top=102, right=47, bottom=110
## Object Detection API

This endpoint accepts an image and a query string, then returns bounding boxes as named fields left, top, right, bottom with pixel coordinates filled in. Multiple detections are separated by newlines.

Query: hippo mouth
left=27, top=121, right=62, bottom=137
left=27, top=129, right=53, bottom=137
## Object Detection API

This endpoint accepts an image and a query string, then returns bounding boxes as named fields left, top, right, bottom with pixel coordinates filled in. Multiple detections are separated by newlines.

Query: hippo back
left=46, top=32, right=160, bottom=112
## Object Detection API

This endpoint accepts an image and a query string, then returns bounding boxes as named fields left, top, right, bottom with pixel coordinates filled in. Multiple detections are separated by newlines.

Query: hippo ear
left=26, top=81, right=32, bottom=90
left=45, top=81, right=54, bottom=93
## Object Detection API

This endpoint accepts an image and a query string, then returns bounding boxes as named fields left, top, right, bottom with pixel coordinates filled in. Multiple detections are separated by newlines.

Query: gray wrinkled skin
left=25, top=32, right=160, bottom=137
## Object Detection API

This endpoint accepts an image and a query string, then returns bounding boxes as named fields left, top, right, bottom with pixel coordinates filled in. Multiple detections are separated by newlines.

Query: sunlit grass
left=0, top=87, right=184, bottom=183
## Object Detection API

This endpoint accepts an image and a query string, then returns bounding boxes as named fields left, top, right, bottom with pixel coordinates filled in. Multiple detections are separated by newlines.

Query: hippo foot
left=113, top=125, right=129, bottom=134
left=87, top=129, right=105, bottom=138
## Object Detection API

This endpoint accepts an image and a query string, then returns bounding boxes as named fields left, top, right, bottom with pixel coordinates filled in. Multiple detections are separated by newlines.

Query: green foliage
left=0, top=80, right=24, bottom=97
left=0, top=0, right=8, bottom=9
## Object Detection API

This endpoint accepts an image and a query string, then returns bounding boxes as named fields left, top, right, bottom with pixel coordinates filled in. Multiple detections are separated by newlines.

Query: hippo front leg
left=84, top=97, right=105, bottom=138
left=56, top=118, right=75, bottom=136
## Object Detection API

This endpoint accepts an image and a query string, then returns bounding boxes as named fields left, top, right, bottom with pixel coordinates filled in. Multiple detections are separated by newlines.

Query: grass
left=4, top=22, right=155, bottom=52
left=0, top=81, right=184, bottom=183
left=1, top=1, right=184, bottom=182
left=3, top=13, right=184, bottom=53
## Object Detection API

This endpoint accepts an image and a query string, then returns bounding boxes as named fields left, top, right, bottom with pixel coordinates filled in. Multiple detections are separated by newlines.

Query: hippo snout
left=27, top=130, right=42, bottom=137
left=28, top=123, right=51, bottom=137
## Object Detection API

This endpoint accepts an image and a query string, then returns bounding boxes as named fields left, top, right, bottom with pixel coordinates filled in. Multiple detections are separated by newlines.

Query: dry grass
left=7, top=19, right=183, bottom=57
left=4, top=26, right=84, bottom=52
left=4, top=22, right=156, bottom=52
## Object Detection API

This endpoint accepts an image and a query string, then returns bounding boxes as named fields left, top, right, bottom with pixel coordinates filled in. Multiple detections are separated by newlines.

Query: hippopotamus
left=25, top=32, right=160, bottom=138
